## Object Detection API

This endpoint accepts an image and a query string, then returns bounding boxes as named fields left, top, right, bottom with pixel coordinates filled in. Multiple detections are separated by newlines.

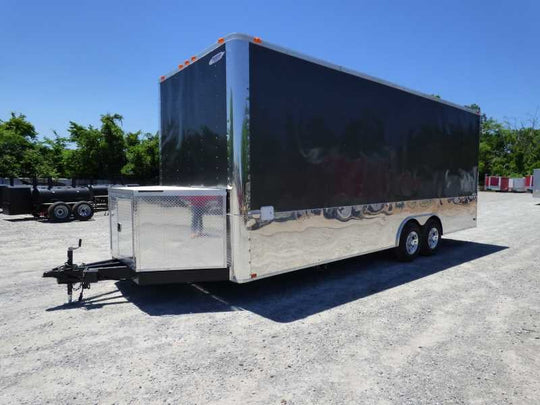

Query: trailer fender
left=395, top=215, right=441, bottom=247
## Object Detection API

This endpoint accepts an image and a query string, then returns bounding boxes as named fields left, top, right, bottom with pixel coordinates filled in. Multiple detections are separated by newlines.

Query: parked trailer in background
left=44, top=33, right=480, bottom=302
left=0, top=184, right=8, bottom=211
left=485, top=175, right=509, bottom=191
left=534, top=169, right=540, bottom=199
left=484, top=175, right=495, bottom=190
left=525, top=174, right=534, bottom=192
left=509, top=177, right=526, bottom=192
left=1, top=186, right=33, bottom=215
left=2, top=186, right=95, bottom=221
left=1, top=183, right=139, bottom=220
left=88, top=185, right=110, bottom=210
left=32, top=187, right=95, bottom=221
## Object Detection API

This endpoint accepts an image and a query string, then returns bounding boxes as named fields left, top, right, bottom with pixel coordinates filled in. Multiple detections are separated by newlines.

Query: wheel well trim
left=427, top=215, right=443, bottom=235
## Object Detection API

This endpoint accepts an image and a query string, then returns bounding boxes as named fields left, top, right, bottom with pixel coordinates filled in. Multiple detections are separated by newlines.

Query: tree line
left=1, top=108, right=540, bottom=184
left=478, top=113, right=540, bottom=179
left=0, top=113, right=159, bottom=183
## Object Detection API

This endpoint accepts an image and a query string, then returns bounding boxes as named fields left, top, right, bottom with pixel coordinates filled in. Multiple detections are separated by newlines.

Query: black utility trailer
left=2, top=185, right=95, bottom=221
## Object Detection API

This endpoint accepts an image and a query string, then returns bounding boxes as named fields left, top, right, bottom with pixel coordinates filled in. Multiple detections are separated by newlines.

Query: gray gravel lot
left=0, top=191, right=539, bottom=404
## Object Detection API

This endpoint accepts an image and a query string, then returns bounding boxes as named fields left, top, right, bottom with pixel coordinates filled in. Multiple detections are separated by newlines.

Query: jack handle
left=67, top=239, right=82, bottom=267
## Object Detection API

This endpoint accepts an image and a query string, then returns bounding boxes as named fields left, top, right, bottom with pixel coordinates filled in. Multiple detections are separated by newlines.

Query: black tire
left=48, top=202, right=71, bottom=222
left=420, top=218, right=442, bottom=256
left=73, top=201, right=94, bottom=221
left=323, top=208, right=335, bottom=219
left=395, top=221, right=421, bottom=262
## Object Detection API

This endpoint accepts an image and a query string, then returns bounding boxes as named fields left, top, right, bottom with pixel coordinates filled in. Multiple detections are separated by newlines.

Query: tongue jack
left=66, top=239, right=82, bottom=303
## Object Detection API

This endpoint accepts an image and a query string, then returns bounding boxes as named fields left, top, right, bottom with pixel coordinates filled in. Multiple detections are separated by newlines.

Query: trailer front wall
left=160, top=45, right=228, bottom=187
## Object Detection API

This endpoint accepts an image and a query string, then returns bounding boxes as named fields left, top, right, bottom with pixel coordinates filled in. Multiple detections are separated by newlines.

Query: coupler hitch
left=43, top=239, right=135, bottom=303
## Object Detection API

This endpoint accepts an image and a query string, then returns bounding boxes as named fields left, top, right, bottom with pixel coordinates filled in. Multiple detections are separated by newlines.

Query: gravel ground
left=0, top=191, right=539, bottom=404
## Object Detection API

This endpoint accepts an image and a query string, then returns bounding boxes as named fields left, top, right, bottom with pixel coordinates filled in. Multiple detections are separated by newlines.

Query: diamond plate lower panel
left=134, top=194, right=227, bottom=271
left=109, top=187, right=227, bottom=272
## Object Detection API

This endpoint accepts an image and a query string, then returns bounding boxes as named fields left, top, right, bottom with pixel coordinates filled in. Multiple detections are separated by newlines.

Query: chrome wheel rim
left=54, top=207, right=68, bottom=219
left=427, top=227, right=439, bottom=249
left=406, top=231, right=419, bottom=255
left=78, top=205, right=91, bottom=217
left=336, top=206, right=352, bottom=219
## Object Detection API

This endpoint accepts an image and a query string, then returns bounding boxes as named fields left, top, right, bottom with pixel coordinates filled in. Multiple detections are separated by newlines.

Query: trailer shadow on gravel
left=48, top=239, right=507, bottom=320
left=66, top=238, right=502, bottom=322
left=3, top=216, right=43, bottom=222
left=2, top=216, right=98, bottom=223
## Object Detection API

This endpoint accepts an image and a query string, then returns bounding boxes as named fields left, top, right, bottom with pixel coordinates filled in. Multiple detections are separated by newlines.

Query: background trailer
left=509, top=177, right=526, bottom=192
left=525, top=174, right=534, bottom=191
left=45, top=34, right=480, bottom=299
left=485, top=175, right=509, bottom=192
left=534, top=169, right=540, bottom=198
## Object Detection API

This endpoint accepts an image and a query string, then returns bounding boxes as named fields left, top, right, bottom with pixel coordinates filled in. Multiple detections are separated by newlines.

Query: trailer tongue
left=43, top=240, right=134, bottom=302
left=44, top=185, right=230, bottom=303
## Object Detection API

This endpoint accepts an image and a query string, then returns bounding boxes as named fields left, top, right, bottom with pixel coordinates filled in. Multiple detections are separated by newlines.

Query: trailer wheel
left=48, top=202, right=71, bottom=222
left=335, top=206, right=352, bottom=222
left=420, top=218, right=442, bottom=256
left=395, top=221, right=421, bottom=262
left=73, top=202, right=94, bottom=221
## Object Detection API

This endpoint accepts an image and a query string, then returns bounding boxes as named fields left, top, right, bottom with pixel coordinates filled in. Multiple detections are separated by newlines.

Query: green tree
left=122, top=132, right=159, bottom=182
left=465, top=103, right=481, bottom=114
left=1, top=112, right=37, bottom=139
left=100, top=114, right=127, bottom=178
left=0, top=113, right=40, bottom=177
left=1, top=112, right=162, bottom=182
left=475, top=109, right=540, bottom=180
left=66, top=114, right=127, bottom=179
left=66, top=122, right=103, bottom=178
left=39, top=133, right=69, bottom=177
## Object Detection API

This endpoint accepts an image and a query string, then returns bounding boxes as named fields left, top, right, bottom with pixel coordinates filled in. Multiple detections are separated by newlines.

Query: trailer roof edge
left=160, top=33, right=479, bottom=115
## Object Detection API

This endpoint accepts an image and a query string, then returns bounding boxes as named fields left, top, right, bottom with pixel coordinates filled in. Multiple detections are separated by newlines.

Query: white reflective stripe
left=191, top=284, right=242, bottom=311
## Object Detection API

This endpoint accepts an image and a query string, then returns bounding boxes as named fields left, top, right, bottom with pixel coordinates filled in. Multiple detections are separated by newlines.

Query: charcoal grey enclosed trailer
left=45, top=33, right=480, bottom=299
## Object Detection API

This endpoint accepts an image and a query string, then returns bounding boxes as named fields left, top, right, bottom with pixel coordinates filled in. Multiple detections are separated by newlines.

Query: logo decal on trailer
left=209, top=51, right=225, bottom=66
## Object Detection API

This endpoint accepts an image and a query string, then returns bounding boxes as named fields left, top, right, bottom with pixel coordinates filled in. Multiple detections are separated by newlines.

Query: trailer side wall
left=249, top=44, right=479, bottom=212
left=232, top=42, right=479, bottom=282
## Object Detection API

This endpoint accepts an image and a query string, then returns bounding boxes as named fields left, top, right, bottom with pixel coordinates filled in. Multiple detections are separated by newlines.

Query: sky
left=1, top=0, right=539, bottom=138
